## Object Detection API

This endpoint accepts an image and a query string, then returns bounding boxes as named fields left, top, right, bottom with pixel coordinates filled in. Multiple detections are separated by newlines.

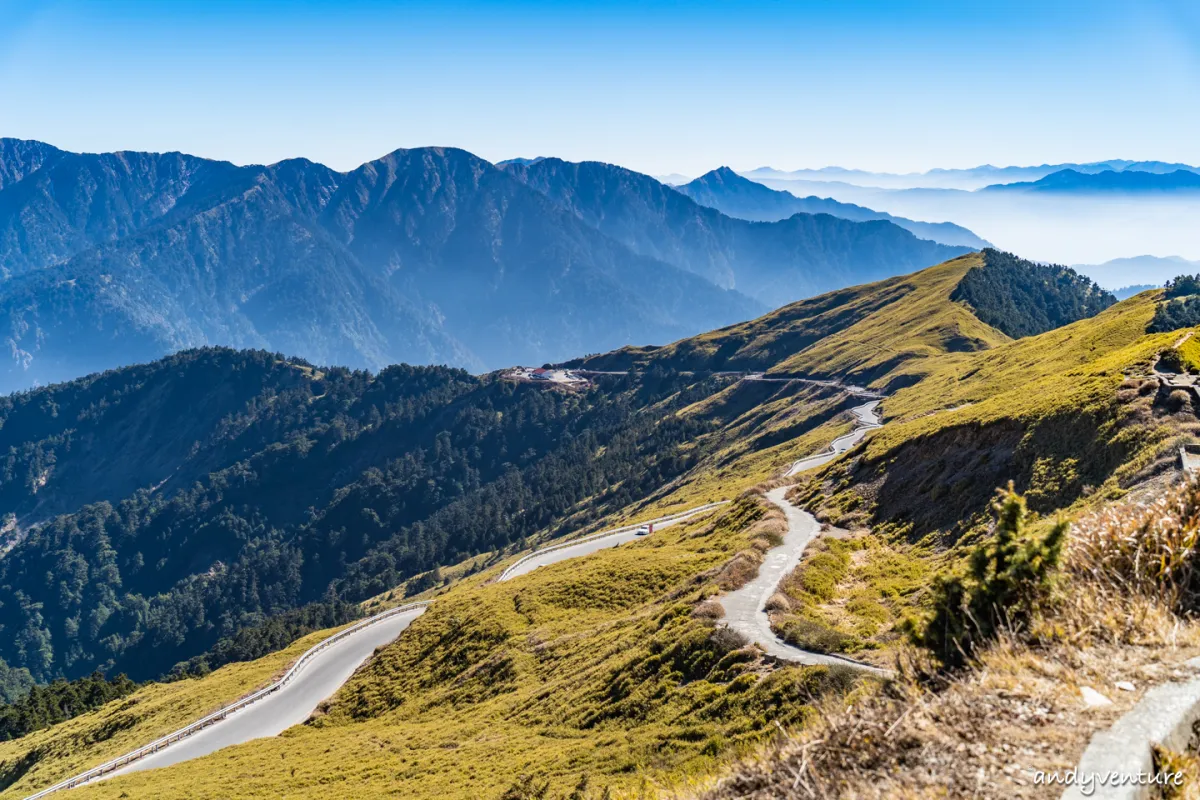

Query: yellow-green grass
left=769, top=254, right=1009, bottom=382
left=578, top=253, right=1009, bottom=390
left=784, top=287, right=1183, bottom=661
left=0, top=626, right=359, bottom=799
left=660, top=382, right=859, bottom=509
left=1169, top=330, right=1200, bottom=372
left=853, top=290, right=1177, bottom=511
left=5, top=380, right=862, bottom=799
left=805, top=289, right=1176, bottom=528
left=771, top=534, right=933, bottom=663
left=879, top=285, right=1166, bottom=425
left=65, top=500, right=865, bottom=800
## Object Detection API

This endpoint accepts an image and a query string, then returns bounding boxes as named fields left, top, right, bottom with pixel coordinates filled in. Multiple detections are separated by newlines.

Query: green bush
left=0, top=671, right=138, bottom=742
left=1165, top=275, right=1200, bottom=299
left=915, top=483, right=1067, bottom=668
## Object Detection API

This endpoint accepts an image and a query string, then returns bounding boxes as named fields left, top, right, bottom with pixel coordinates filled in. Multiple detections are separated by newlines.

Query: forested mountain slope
left=0, top=346, right=854, bottom=684
left=950, top=249, right=1116, bottom=337
left=677, top=166, right=989, bottom=248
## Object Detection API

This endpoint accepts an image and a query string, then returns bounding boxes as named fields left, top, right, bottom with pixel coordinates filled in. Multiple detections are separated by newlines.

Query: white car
left=634, top=525, right=651, bottom=536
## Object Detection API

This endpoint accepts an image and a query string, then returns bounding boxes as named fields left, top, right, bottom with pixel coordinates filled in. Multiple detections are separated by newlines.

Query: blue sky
left=1, top=0, right=1197, bottom=175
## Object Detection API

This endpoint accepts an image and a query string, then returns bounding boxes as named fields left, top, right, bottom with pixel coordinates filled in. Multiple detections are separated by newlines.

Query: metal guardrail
left=23, top=601, right=431, bottom=800
left=497, top=502, right=729, bottom=582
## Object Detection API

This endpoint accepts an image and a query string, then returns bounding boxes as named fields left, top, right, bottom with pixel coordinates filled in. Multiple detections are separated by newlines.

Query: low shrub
left=913, top=483, right=1067, bottom=669
left=716, top=550, right=762, bottom=590
left=691, top=599, right=726, bottom=620
left=765, top=592, right=792, bottom=613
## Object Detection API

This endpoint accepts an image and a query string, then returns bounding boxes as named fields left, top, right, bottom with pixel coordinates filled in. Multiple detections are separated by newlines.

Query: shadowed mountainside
left=501, top=157, right=973, bottom=305
left=0, top=141, right=762, bottom=391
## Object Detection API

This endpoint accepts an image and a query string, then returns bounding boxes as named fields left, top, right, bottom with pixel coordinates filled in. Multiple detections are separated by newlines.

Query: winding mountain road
left=498, top=503, right=727, bottom=582
left=785, top=400, right=881, bottom=476
left=27, top=388, right=885, bottom=797
left=724, top=399, right=891, bottom=674
left=109, top=606, right=426, bottom=779
left=721, top=487, right=890, bottom=674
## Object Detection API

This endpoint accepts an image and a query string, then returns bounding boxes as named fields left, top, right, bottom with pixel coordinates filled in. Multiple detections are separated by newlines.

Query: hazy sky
left=1, top=0, right=1198, bottom=175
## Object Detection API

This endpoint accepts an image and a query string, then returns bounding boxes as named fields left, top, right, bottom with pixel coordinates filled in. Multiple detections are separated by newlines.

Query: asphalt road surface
left=107, top=606, right=426, bottom=778
left=784, top=400, right=881, bottom=476
left=720, top=486, right=889, bottom=674
left=499, top=505, right=721, bottom=582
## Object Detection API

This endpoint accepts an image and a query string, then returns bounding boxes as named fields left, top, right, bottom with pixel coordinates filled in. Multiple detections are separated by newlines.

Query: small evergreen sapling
left=916, top=482, right=1067, bottom=668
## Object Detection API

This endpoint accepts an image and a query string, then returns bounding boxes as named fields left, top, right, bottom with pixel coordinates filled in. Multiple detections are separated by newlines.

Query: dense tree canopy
left=0, top=348, right=730, bottom=681
left=951, top=249, right=1116, bottom=339
left=0, top=671, right=136, bottom=741
left=1151, top=275, right=1200, bottom=333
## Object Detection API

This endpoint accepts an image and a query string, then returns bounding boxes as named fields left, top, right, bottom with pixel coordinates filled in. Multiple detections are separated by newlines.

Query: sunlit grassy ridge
left=65, top=500, right=863, bottom=800
left=769, top=254, right=1009, bottom=385
left=808, top=287, right=1176, bottom=533
left=571, top=253, right=1009, bottom=388
left=781, top=289, right=1183, bottom=656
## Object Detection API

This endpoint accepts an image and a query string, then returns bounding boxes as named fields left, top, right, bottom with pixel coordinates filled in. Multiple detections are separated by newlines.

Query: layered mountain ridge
left=0, top=140, right=974, bottom=392
left=677, top=166, right=989, bottom=248
left=499, top=157, right=971, bottom=305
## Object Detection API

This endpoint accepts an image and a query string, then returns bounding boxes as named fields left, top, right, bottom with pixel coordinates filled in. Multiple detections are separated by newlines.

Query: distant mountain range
left=742, top=160, right=1200, bottom=191
left=1072, top=255, right=1200, bottom=290
left=983, top=168, right=1200, bottom=193
left=0, top=140, right=970, bottom=393
left=676, top=167, right=990, bottom=248
left=499, top=158, right=970, bottom=306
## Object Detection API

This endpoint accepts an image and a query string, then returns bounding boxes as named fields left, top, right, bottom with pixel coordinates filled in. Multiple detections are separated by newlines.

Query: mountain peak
left=690, top=166, right=747, bottom=185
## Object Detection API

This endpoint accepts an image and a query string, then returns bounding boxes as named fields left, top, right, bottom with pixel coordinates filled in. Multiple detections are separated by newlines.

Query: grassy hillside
left=3, top=252, right=1184, bottom=800
left=0, top=350, right=866, bottom=683
left=813, top=288, right=1174, bottom=540
left=6, top=499, right=865, bottom=800
left=569, top=254, right=1010, bottom=389
left=0, top=626, right=343, bottom=796
left=779, top=287, right=1184, bottom=661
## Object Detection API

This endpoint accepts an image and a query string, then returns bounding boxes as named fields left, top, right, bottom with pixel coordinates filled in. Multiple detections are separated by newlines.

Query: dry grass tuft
left=691, top=599, right=726, bottom=620
left=764, top=593, right=792, bottom=613
left=747, top=515, right=787, bottom=549
left=689, top=621, right=1200, bottom=800
left=716, top=550, right=765, bottom=591
left=1070, top=478, right=1200, bottom=613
